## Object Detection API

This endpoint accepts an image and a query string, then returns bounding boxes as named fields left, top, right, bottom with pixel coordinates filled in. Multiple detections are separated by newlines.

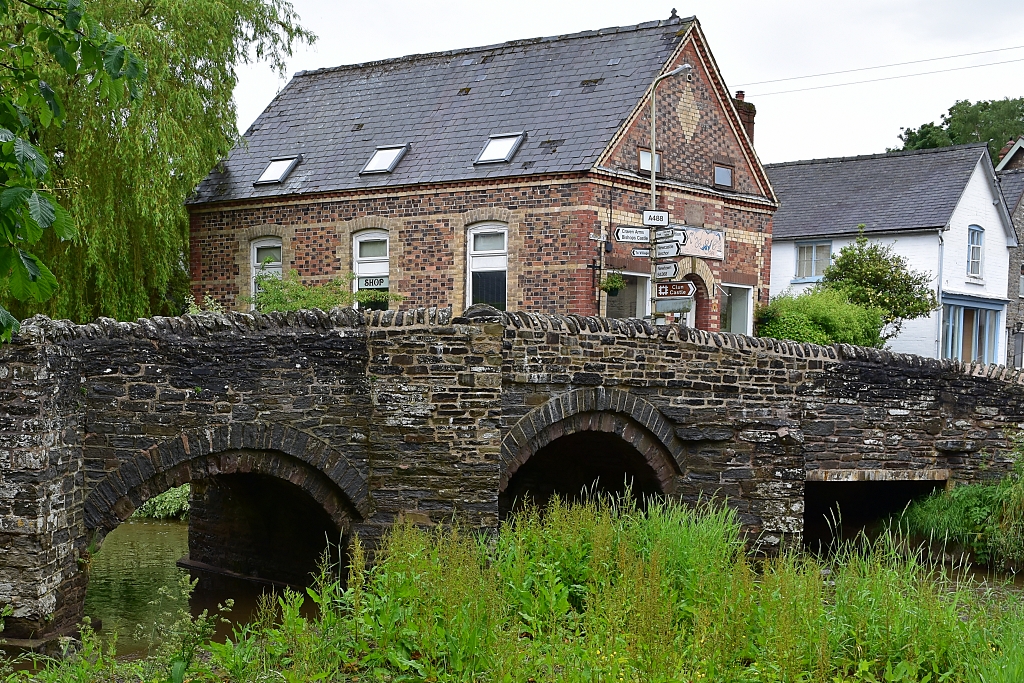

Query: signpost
left=642, top=210, right=670, bottom=227
left=655, top=281, right=695, bottom=298
left=631, top=248, right=651, bottom=258
left=614, top=226, right=650, bottom=243
left=654, top=262, right=678, bottom=280
left=655, top=242, right=681, bottom=259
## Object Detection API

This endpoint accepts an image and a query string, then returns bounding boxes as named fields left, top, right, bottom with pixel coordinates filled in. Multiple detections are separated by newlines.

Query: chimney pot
left=735, top=90, right=745, bottom=100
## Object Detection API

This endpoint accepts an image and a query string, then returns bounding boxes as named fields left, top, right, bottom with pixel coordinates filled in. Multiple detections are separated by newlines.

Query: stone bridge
left=2, top=304, right=1023, bottom=642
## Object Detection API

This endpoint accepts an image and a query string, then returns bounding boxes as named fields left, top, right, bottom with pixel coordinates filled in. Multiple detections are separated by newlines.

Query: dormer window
left=361, top=144, right=409, bottom=174
left=638, top=148, right=662, bottom=174
left=254, top=155, right=301, bottom=185
left=476, top=133, right=525, bottom=164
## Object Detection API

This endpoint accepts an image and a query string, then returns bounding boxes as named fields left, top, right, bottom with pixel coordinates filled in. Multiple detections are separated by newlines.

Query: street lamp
left=649, top=63, right=693, bottom=320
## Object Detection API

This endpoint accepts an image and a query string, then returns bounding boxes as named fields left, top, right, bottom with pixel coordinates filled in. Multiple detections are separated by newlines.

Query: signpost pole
left=646, top=63, right=692, bottom=321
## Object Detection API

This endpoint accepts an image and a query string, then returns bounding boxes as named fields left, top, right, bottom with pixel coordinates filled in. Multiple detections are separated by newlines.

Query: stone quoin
left=1, top=305, right=1022, bottom=642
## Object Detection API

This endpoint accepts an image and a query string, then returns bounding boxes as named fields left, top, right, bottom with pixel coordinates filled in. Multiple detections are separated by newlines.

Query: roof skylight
left=361, top=144, right=409, bottom=174
left=475, top=133, right=526, bottom=164
left=254, top=155, right=301, bottom=185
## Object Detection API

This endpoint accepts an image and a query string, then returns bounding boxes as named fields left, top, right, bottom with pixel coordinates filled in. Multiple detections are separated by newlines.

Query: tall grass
left=7, top=497, right=1024, bottom=682
left=900, top=459, right=1024, bottom=568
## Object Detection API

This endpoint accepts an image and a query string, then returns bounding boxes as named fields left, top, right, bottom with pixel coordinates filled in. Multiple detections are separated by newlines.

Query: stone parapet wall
left=1, top=305, right=1023, bottom=638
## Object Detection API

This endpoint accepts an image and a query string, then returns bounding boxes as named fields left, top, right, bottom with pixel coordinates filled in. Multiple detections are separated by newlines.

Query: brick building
left=996, top=139, right=1024, bottom=365
left=187, top=13, right=777, bottom=331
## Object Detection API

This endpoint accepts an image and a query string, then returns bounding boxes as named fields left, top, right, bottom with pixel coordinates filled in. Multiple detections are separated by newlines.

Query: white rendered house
left=766, top=144, right=1016, bottom=363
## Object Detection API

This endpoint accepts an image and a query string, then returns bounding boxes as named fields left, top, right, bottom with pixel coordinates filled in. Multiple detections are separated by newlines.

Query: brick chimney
left=998, top=139, right=1016, bottom=163
left=732, top=90, right=756, bottom=144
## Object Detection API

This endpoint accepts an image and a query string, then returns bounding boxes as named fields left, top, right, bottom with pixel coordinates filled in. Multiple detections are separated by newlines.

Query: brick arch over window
left=676, top=257, right=715, bottom=298
left=83, top=423, right=371, bottom=542
left=233, top=224, right=293, bottom=306
left=500, top=388, right=684, bottom=493
left=453, top=208, right=522, bottom=311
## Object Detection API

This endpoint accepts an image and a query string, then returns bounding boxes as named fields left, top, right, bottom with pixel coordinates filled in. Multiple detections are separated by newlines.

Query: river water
left=84, top=518, right=313, bottom=656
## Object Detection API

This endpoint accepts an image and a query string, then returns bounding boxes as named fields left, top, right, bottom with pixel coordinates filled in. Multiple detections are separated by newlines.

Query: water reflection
left=84, top=518, right=316, bottom=656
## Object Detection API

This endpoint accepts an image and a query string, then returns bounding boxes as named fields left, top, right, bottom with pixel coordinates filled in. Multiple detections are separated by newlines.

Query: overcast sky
left=234, top=0, right=1024, bottom=164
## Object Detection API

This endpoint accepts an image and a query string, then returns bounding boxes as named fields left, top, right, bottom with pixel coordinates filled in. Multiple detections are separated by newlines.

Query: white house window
left=475, top=133, right=525, bottom=164
left=250, top=237, right=283, bottom=305
left=353, top=230, right=390, bottom=311
left=468, top=224, right=508, bottom=310
left=942, top=302, right=1000, bottom=364
left=1019, top=263, right=1024, bottom=297
left=967, top=225, right=983, bottom=277
left=605, top=272, right=651, bottom=319
left=638, top=148, right=662, bottom=174
left=795, top=242, right=831, bottom=280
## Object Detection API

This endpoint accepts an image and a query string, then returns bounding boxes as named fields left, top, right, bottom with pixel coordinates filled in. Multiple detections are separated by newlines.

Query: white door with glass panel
left=251, top=237, right=282, bottom=306
left=468, top=225, right=508, bottom=310
left=354, top=230, right=390, bottom=310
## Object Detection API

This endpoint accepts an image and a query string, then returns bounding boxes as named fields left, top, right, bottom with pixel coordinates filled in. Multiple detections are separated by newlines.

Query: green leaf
left=37, top=81, right=64, bottom=121
left=65, top=0, right=83, bottom=30
left=103, top=44, right=126, bottom=76
left=0, top=305, right=20, bottom=343
left=51, top=204, right=76, bottom=240
left=9, top=249, right=58, bottom=302
left=0, top=187, right=31, bottom=211
left=27, top=192, right=56, bottom=229
left=48, top=35, right=78, bottom=74
left=13, top=138, right=48, bottom=177
left=0, top=128, right=13, bottom=143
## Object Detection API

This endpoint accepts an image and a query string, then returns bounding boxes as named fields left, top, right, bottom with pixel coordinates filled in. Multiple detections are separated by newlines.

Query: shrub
left=756, top=287, right=886, bottom=347
left=133, top=484, right=190, bottom=520
left=250, top=271, right=402, bottom=313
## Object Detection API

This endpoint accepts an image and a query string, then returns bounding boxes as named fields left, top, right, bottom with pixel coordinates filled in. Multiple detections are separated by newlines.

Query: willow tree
left=21, top=0, right=314, bottom=322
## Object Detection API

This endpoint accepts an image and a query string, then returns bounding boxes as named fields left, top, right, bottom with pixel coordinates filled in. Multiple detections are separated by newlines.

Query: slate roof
left=189, top=16, right=694, bottom=205
left=764, top=144, right=989, bottom=240
left=998, top=168, right=1024, bottom=214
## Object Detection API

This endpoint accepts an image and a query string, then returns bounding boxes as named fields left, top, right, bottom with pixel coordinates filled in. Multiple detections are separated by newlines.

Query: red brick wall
left=189, top=173, right=772, bottom=328
left=602, top=39, right=769, bottom=200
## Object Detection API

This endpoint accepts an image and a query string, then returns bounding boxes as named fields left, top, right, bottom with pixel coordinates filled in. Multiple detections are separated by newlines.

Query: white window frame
left=606, top=270, right=652, bottom=319
left=360, top=144, right=409, bottom=174
left=467, top=223, right=509, bottom=309
left=713, top=164, right=734, bottom=188
left=638, top=148, right=662, bottom=174
left=721, top=283, right=754, bottom=335
left=250, top=237, right=283, bottom=308
left=353, top=230, right=390, bottom=304
left=475, top=133, right=525, bottom=164
left=254, top=155, right=301, bottom=185
left=967, top=225, right=984, bottom=278
left=793, top=241, right=831, bottom=282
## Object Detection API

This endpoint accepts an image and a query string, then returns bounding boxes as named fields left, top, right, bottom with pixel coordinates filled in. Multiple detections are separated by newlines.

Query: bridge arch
left=500, top=389, right=684, bottom=512
left=83, top=423, right=371, bottom=544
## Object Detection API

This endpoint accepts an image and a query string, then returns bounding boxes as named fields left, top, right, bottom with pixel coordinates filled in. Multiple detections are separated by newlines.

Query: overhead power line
left=735, top=43, right=1024, bottom=88
left=746, top=57, right=1024, bottom=97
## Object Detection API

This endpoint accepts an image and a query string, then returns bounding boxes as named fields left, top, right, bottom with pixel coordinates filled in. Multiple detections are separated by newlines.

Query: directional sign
left=655, top=262, right=678, bottom=280
left=653, top=228, right=675, bottom=242
left=631, top=248, right=651, bottom=258
left=614, top=226, right=650, bottom=243
left=642, top=210, right=670, bottom=227
left=656, top=281, right=696, bottom=298
left=655, top=242, right=681, bottom=259
left=654, top=297, right=694, bottom=314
